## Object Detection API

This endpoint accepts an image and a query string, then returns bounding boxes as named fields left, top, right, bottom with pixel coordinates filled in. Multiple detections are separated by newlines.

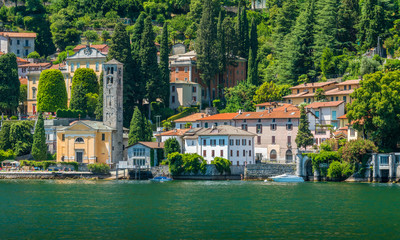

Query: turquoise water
left=0, top=180, right=399, bottom=239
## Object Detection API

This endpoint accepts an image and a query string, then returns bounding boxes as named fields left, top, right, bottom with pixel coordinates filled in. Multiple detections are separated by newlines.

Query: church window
left=71, top=63, right=74, bottom=72
left=86, top=62, right=90, bottom=68
left=96, top=62, right=99, bottom=72
left=111, top=67, right=114, bottom=74
left=107, top=67, right=110, bottom=75
left=75, top=137, right=84, bottom=143
left=77, top=62, right=80, bottom=68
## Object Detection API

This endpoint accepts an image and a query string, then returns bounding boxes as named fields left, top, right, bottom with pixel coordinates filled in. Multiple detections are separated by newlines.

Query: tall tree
left=9, top=121, right=33, bottom=156
left=0, top=122, right=12, bottom=151
left=278, top=0, right=316, bottom=85
left=295, top=105, right=314, bottom=150
left=37, top=69, right=67, bottom=113
left=0, top=53, right=19, bottom=115
left=272, top=0, right=298, bottom=56
left=31, top=113, right=47, bottom=160
left=164, top=138, right=181, bottom=155
left=140, top=16, right=161, bottom=120
left=70, top=68, right=98, bottom=97
left=69, top=84, right=88, bottom=113
left=195, top=0, right=219, bottom=106
left=313, top=0, right=339, bottom=69
left=337, top=0, right=359, bottom=51
left=128, top=107, right=152, bottom=145
left=107, top=23, right=136, bottom=127
left=217, top=11, right=226, bottom=75
left=159, top=22, right=170, bottom=107
left=357, top=0, right=384, bottom=51
left=95, top=72, right=103, bottom=121
left=247, top=18, right=258, bottom=85
left=240, top=8, right=249, bottom=60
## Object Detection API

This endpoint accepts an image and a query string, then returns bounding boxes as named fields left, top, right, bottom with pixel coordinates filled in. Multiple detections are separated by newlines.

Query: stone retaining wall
left=0, top=172, right=109, bottom=179
left=244, top=163, right=296, bottom=180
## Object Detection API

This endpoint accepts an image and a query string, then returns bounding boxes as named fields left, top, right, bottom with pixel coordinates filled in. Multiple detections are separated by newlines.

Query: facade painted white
left=0, top=33, right=36, bottom=57
left=127, top=143, right=163, bottom=168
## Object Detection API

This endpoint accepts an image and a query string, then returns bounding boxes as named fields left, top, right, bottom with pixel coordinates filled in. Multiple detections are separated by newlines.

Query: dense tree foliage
left=164, top=138, right=181, bottom=156
left=159, top=22, right=170, bottom=107
left=37, top=69, right=68, bottom=112
left=296, top=106, right=314, bottom=150
left=0, top=53, right=19, bottom=115
left=31, top=113, right=47, bottom=160
left=128, top=107, right=152, bottom=145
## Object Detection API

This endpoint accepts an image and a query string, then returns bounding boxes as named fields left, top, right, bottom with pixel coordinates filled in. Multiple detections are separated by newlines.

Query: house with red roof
left=198, top=112, right=240, bottom=128
left=174, top=113, right=210, bottom=129
left=0, top=32, right=37, bottom=57
left=155, top=128, right=191, bottom=153
left=305, top=101, right=345, bottom=145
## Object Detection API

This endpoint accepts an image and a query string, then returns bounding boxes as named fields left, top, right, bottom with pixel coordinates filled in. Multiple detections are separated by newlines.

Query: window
left=205, top=122, right=209, bottom=128
left=257, top=136, right=261, bottom=144
left=287, top=136, right=291, bottom=145
left=203, top=150, right=206, bottom=157
left=350, top=128, right=355, bottom=137
left=256, top=124, right=262, bottom=133
left=32, top=87, right=36, bottom=99
left=336, top=96, right=339, bottom=101
left=62, top=134, right=65, bottom=141
left=349, top=85, right=351, bottom=90
left=270, top=124, right=277, bottom=130
left=102, top=134, right=105, bottom=141
left=25, top=49, right=28, bottom=57
left=175, top=68, right=179, bottom=73
left=243, top=150, right=246, bottom=157
left=71, top=63, right=74, bottom=72
left=172, top=96, right=175, bottom=103
left=86, top=62, right=90, bottom=68
left=288, top=118, right=292, bottom=123
left=270, top=150, right=277, bottom=161
left=343, top=96, right=347, bottom=102
left=203, top=139, right=207, bottom=145
left=184, top=67, right=188, bottom=73
left=286, top=124, right=293, bottom=130
left=344, top=85, right=347, bottom=90
left=230, top=150, right=233, bottom=157
left=172, top=86, right=175, bottom=92
left=77, top=62, right=80, bottom=68
left=272, top=136, right=276, bottom=144
left=315, top=111, right=320, bottom=118
left=229, top=140, right=234, bottom=146
left=17, top=40, right=20, bottom=45
left=75, top=137, right=84, bottom=143
left=212, top=150, right=215, bottom=157
left=194, top=78, right=198, bottom=82
left=96, top=62, right=99, bottom=72
left=249, top=150, right=251, bottom=157
left=242, top=124, right=247, bottom=131
left=242, top=139, right=246, bottom=146
left=248, top=140, right=251, bottom=146
left=297, top=89, right=300, bottom=94
left=380, top=156, right=389, bottom=165
left=308, top=98, right=311, bottom=103
left=132, top=148, right=145, bottom=157
left=219, top=139, right=225, bottom=145
left=9, top=40, right=12, bottom=45
left=286, top=150, right=293, bottom=162
left=220, top=150, right=224, bottom=157
left=272, top=118, right=276, bottom=123
left=184, top=78, right=188, bottom=81
left=176, top=78, right=178, bottom=81
left=313, top=88, right=315, bottom=93
left=17, top=49, right=20, bottom=55
left=236, top=139, right=240, bottom=145
left=25, top=40, right=29, bottom=46
left=237, top=151, right=239, bottom=157
left=331, top=97, right=334, bottom=101
left=192, top=96, right=197, bottom=102
left=332, top=111, right=337, bottom=120
left=258, top=119, right=261, bottom=123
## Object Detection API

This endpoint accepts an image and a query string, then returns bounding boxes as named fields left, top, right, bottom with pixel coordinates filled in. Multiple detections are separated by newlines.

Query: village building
left=255, top=102, right=283, bottom=112
left=283, top=80, right=361, bottom=105
left=56, top=59, right=126, bottom=167
left=183, top=125, right=255, bottom=165
left=198, top=113, right=240, bottom=128
left=73, top=44, right=109, bottom=54
left=126, top=142, right=164, bottom=168
left=155, top=128, right=190, bottom=153
left=335, top=114, right=360, bottom=141
left=305, top=101, right=345, bottom=145
left=169, top=51, right=247, bottom=108
left=234, top=104, right=300, bottom=163
left=0, top=32, right=36, bottom=57
left=174, top=113, right=210, bottom=129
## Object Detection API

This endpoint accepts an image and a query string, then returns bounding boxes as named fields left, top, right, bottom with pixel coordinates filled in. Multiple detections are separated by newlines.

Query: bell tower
left=103, top=59, right=123, bottom=165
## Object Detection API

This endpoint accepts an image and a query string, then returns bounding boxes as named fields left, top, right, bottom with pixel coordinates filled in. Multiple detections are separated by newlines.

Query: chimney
left=268, top=108, right=271, bottom=113
left=312, top=82, right=314, bottom=86
left=284, top=108, right=287, bottom=112
left=304, top=83, right=307, bottom=86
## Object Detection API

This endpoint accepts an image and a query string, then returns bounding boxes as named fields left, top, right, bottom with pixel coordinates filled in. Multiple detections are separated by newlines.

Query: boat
left=265, top=174, right=304, bottom=183
left=150, top=176, right=173, bottom=182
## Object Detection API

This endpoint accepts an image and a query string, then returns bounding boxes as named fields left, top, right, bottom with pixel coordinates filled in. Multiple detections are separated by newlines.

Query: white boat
left=150, top=176, right=173, bottom=182
left=266, top=174, right=304, bottom=182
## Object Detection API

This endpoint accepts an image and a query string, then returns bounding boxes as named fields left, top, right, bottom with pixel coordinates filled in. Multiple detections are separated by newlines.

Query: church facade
left=56, top=59, right=126, bottom=167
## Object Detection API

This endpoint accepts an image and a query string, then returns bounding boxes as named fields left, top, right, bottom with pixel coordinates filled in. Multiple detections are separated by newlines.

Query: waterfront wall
left=244, top=163, right=296, bottom=180
left=0, top=172, right=109, bottom=179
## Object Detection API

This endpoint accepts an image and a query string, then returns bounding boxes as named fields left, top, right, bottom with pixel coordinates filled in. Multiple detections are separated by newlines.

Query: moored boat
left=265, top=174, right=304, bottom=182
left=150, top=176, right=173, bottom=182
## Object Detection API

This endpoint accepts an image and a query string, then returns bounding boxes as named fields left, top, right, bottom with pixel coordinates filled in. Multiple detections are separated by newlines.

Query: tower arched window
left=75, top=137, right=84, bottom=143
left=107, top=67, right=110, bottom=75
left=111, top=67, right=114, bottom=74
left=270, top=150, right=277, bottom=161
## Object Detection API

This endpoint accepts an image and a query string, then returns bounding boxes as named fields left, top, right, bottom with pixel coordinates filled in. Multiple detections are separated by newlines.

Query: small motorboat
left=150, top=176, right=173, bottom=182
left=266, top=174, right=304, bottom=182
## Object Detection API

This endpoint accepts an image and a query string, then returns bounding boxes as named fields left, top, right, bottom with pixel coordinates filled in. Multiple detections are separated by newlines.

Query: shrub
left=10, top=116, right=17, bottom=120
left=87, top=163, right=110, bottom=174
left=56, top=109, right=86, bottom=118
left=20, top=160, right=56, bottom=170
left=27, top=51, right=40, bottom=59
left=211, top=157, right=231, bottom=175
left=167, top=152, right=206, bottom=176
left=327, top=161, right=354, bottom=179
left=0, top=149, right=16, bottom=162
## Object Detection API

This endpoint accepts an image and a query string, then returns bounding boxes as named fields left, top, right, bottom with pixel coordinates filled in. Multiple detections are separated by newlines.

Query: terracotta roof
left=324, top=88, right=354, bottom=96
left=338, top=114, right=347, bottom=119
left=336, top=79, right=361, bottom=86
left=19, top=62, right=52, bottom=68
left=306, top=101, right=344, bottom=108
left=255, top=102, right=281, bottom=107
left=16, top=57, right=29, bottom=64
left=0, top=32, right=37, bottom=38
left=19, top=77, right=27, bottom=85
left=49, top=62, right=66, bottom=69
left=184, top=125, right=256, bottom=137
left=0, top=52, right=3, bottom=55
left=199, top=113, right=240, bottom=121
left=130, top=141, right=164, bottom=149
left=282, top=92, right=308, bottom=98
left=234, top=104, right=300, bottom=119
left=290, top=81, right=337, bottom=89
left=174, top=113, right=209, bottom=122
left=155, top=128, right=190, bottom=137
left=73, top=44, right=108, bottom=52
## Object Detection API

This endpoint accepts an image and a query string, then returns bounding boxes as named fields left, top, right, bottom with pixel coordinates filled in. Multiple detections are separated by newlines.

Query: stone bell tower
left=103, top=59, right=123, bottom=165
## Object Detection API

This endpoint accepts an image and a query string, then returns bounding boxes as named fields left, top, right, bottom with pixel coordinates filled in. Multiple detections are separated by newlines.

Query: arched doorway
left=270, top=150, right=277, bottom=162
left=285, top=150, right=293, bottom=163
left=305, top=160, right=313, bottom=181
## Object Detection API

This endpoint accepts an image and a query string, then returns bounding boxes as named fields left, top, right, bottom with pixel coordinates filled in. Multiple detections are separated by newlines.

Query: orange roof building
left=0, top=32, right=37, bottom=58
left=174, top=113, right=210, bottom=129
left=73, top=44, right=109, bottom=54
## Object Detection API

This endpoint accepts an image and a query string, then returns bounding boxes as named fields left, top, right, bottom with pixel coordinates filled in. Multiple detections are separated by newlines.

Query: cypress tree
left=217, top=11, right=226, bottom=74
left=273, top=0, right=298, bottom=55
left=195, top=0, right=218, bottom=106
left=31, top=113, right=47, bottom=160
left=70, top=84, right=88, bottom=113
left=95, top=72, right=103, bottom=121
left=0, top=53, right=19, bottom=115
left=247, top=18, right=258, bottom=85
left=131, top=12, right=146, bottom=108
left=107, top=23, right=136, bottom=127
left=313, top=0, right=340, bottom=69
left=295, top=106, right=314, bottom=150
left=240, top=8, right=249, bottom=60
left=128, top=107, right=152, bottom=145
left=337, top=0, right=359, bottom=51
left=0, top=122, right=12, bottom=151
left=159, top=22, right=170, bottom=107
left=140, top=16, right=161, bottom=120
left=37, top=69, right=67, bottom=112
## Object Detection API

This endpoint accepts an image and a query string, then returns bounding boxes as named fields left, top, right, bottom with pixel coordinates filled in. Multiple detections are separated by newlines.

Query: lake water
left=0, top=180, right=399, bottom=240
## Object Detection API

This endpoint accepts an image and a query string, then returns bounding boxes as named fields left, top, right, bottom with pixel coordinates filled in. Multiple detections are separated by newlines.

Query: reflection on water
left=0, top=180, right=399, bottom=239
